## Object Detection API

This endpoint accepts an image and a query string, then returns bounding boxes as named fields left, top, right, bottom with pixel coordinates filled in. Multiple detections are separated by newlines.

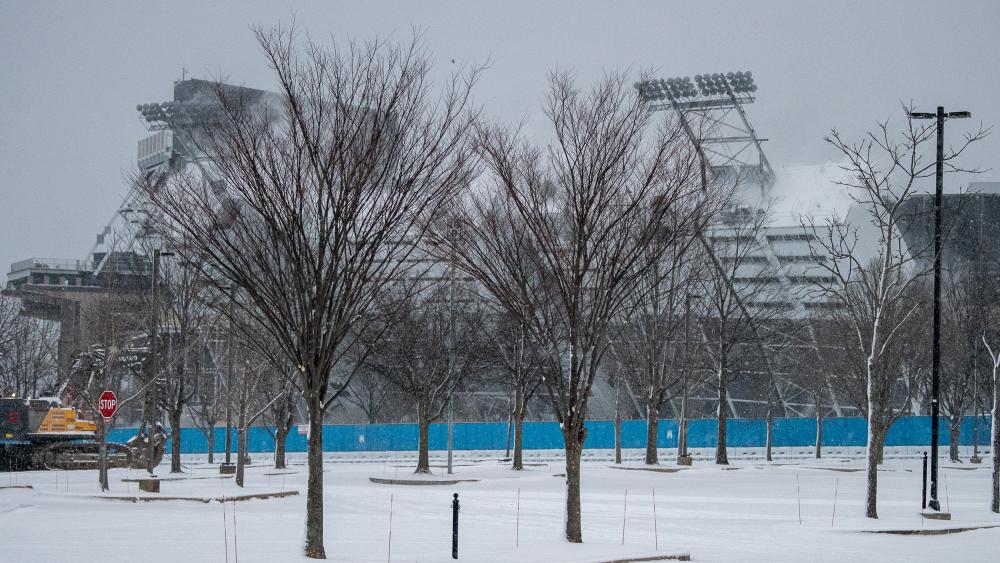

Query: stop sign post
left=99, top=390, right=118, bottom=423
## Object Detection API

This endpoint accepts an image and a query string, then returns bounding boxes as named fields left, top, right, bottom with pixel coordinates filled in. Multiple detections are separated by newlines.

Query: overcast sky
left=1, top=0, right=998, bottom=274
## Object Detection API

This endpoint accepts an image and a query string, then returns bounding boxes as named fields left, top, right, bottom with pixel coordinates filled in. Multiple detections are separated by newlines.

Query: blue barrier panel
left=108, top=414, right=994, bottom=455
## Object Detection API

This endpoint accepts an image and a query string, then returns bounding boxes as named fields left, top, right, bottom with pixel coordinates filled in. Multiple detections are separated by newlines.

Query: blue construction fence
left=106, top=415, right=993, bottom=455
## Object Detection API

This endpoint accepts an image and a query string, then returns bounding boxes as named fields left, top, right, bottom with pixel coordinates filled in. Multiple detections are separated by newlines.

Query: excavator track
left=35, top=441, right=134, bottom=471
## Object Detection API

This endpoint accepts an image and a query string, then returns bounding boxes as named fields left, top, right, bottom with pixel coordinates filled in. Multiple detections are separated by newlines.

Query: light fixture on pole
left=634, top=70, right=774, bottom=192
left=908, top=106, right=971, bottom=516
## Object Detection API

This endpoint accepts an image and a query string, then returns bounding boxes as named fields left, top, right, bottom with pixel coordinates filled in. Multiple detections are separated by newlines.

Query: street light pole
left=678, top=293, right=699, bottom=465
left=225, top=285, right=235, bottom=467
left=909, top=106, right=971, bottom=514
left=446, top=227, right=457, bottom=475
left=147, top=248, right=173, bottom=475
left=147, top=248, right=161, bottom=476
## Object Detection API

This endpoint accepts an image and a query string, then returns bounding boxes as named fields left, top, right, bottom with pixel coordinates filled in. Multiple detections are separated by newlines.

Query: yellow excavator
left=0, top=396, right=165, bottom=471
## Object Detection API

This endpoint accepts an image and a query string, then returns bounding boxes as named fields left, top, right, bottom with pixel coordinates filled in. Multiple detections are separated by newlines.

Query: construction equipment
left=0, top=397, right=165, bottom=471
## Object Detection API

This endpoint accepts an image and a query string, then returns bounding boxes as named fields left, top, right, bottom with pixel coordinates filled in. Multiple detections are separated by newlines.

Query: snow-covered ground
left=2, top=447, right=998, bottom=562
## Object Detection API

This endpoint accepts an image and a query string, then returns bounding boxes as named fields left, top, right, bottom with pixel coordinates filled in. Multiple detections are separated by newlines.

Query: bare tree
left=262, top=382, right=296, bottom=470
left=696, top=206, right=781, bottom=464
left=981, top=331, right=1000, bottom=513
left=154, top=251, right=216, bottom=473
left=229, top=345, right=288, bottom=487
left=73, top=288, right=152, bottom=490
left=791, top=331, right=838, bottom=459
left=436, top=71, right=705, bottom=542
left=343, top=368, right=396, bottom=424
left=806, top=107, right=986, bottom=518
left=610, top=211, right=707, bottom=465
left=248, top=329, right=298, bottom=470
left=938, top=270, right=984, bottom=462
left=138, top=27, right=478, bottom=558
left=491, top=313, right=544, bottom=470
left=366, top=281, right=490, bottom=473
left=0, top=297, right=17, bottom=351
left=0, top=299, right=58, bottom=398
left=189, top=362, right=225, bottom=464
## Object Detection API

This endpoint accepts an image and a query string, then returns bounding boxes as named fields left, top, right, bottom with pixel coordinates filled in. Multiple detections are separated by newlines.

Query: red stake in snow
left=98, top=390, right=118, bottom=423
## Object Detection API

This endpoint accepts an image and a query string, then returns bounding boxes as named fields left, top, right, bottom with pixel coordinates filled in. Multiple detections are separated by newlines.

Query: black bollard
left=452, top=492, right=460, bottom=559
left=921, top=451, right=928, bottom=510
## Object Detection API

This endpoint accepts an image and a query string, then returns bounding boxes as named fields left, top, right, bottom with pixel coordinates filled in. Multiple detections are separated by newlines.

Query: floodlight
left=641, top=70, right=758, bottom=100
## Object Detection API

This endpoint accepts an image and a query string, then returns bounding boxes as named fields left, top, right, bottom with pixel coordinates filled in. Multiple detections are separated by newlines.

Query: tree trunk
left=169, top=409, right=182, bottom=473
left=505, top=413, right=513, bottom=459
left=873, top=429, right=885, bottom=465
left=206, top=428, right=215, bottom=464
left=274, top=423, right=290, bottom=470
left=949, top=415, right=961, bottom=463
left=644, top=401, right=658, bottom=465
left=815, top=395, right=823, bottom=459
left=513, top=408, right=526, bottom=471
left=865, top=421, right=885, bottom=519
left=97, top=416, right=109, bottom=491
left=563, top=424, right=586, bottom=543
left=236, top=425, right=247, bottom=487
left=991, top=374, right=998, bottom=513
left=416, top=415, right=431, bottom=474
left=765, top=401, right=774, bottom=462
left=614, top=396, right=622, bottom=465
left=678, top=396, right=688, bottom=461
left=510, top=383, right=521, bottom=468
left=304, top=401, right=326, bottom=559
left=716, top=363, right=729, bottom=465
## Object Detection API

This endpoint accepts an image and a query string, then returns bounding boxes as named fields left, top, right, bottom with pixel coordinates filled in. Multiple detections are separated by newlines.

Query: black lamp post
left=148, top=248, right=174, bottom=474
left=908, top=106, right=971, bottom=513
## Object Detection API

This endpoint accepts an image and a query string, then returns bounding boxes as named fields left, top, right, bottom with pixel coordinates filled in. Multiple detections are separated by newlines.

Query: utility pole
left=909, top=106, right=971, bottom=515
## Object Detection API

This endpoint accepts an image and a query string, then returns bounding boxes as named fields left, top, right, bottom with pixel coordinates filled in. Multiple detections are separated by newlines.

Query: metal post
left=447, top=400, right=454, bottom=475
left=147, top=249, right=160, bottom=475
left=929, top=106, right=944, bottom=512
left=446, top=258, right=455, bottom=475
left=922, top=451, right=928, bottom=510
left=678, top=293, right=698, bottom=464
left=451, top=493, right=460, bottom=559
left=909, top=105, right=970, bottom=512
left=614, top=373, right=622, bottom=465
left=973, top=343, right=981, bottom=462
left=225, top=286, right=235, bottom=466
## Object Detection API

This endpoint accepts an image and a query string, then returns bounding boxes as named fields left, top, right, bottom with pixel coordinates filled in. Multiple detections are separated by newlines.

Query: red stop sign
left=99, top=391, right=118, bottom=421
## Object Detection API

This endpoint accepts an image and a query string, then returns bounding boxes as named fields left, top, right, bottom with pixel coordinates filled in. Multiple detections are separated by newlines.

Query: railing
left=9, top=258, right=92, bottom=274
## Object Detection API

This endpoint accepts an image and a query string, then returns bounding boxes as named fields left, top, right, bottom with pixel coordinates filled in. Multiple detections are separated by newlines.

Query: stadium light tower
left=908, top=106, right=971, bottom=517
left=635, top=71, right=774, bottom=194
